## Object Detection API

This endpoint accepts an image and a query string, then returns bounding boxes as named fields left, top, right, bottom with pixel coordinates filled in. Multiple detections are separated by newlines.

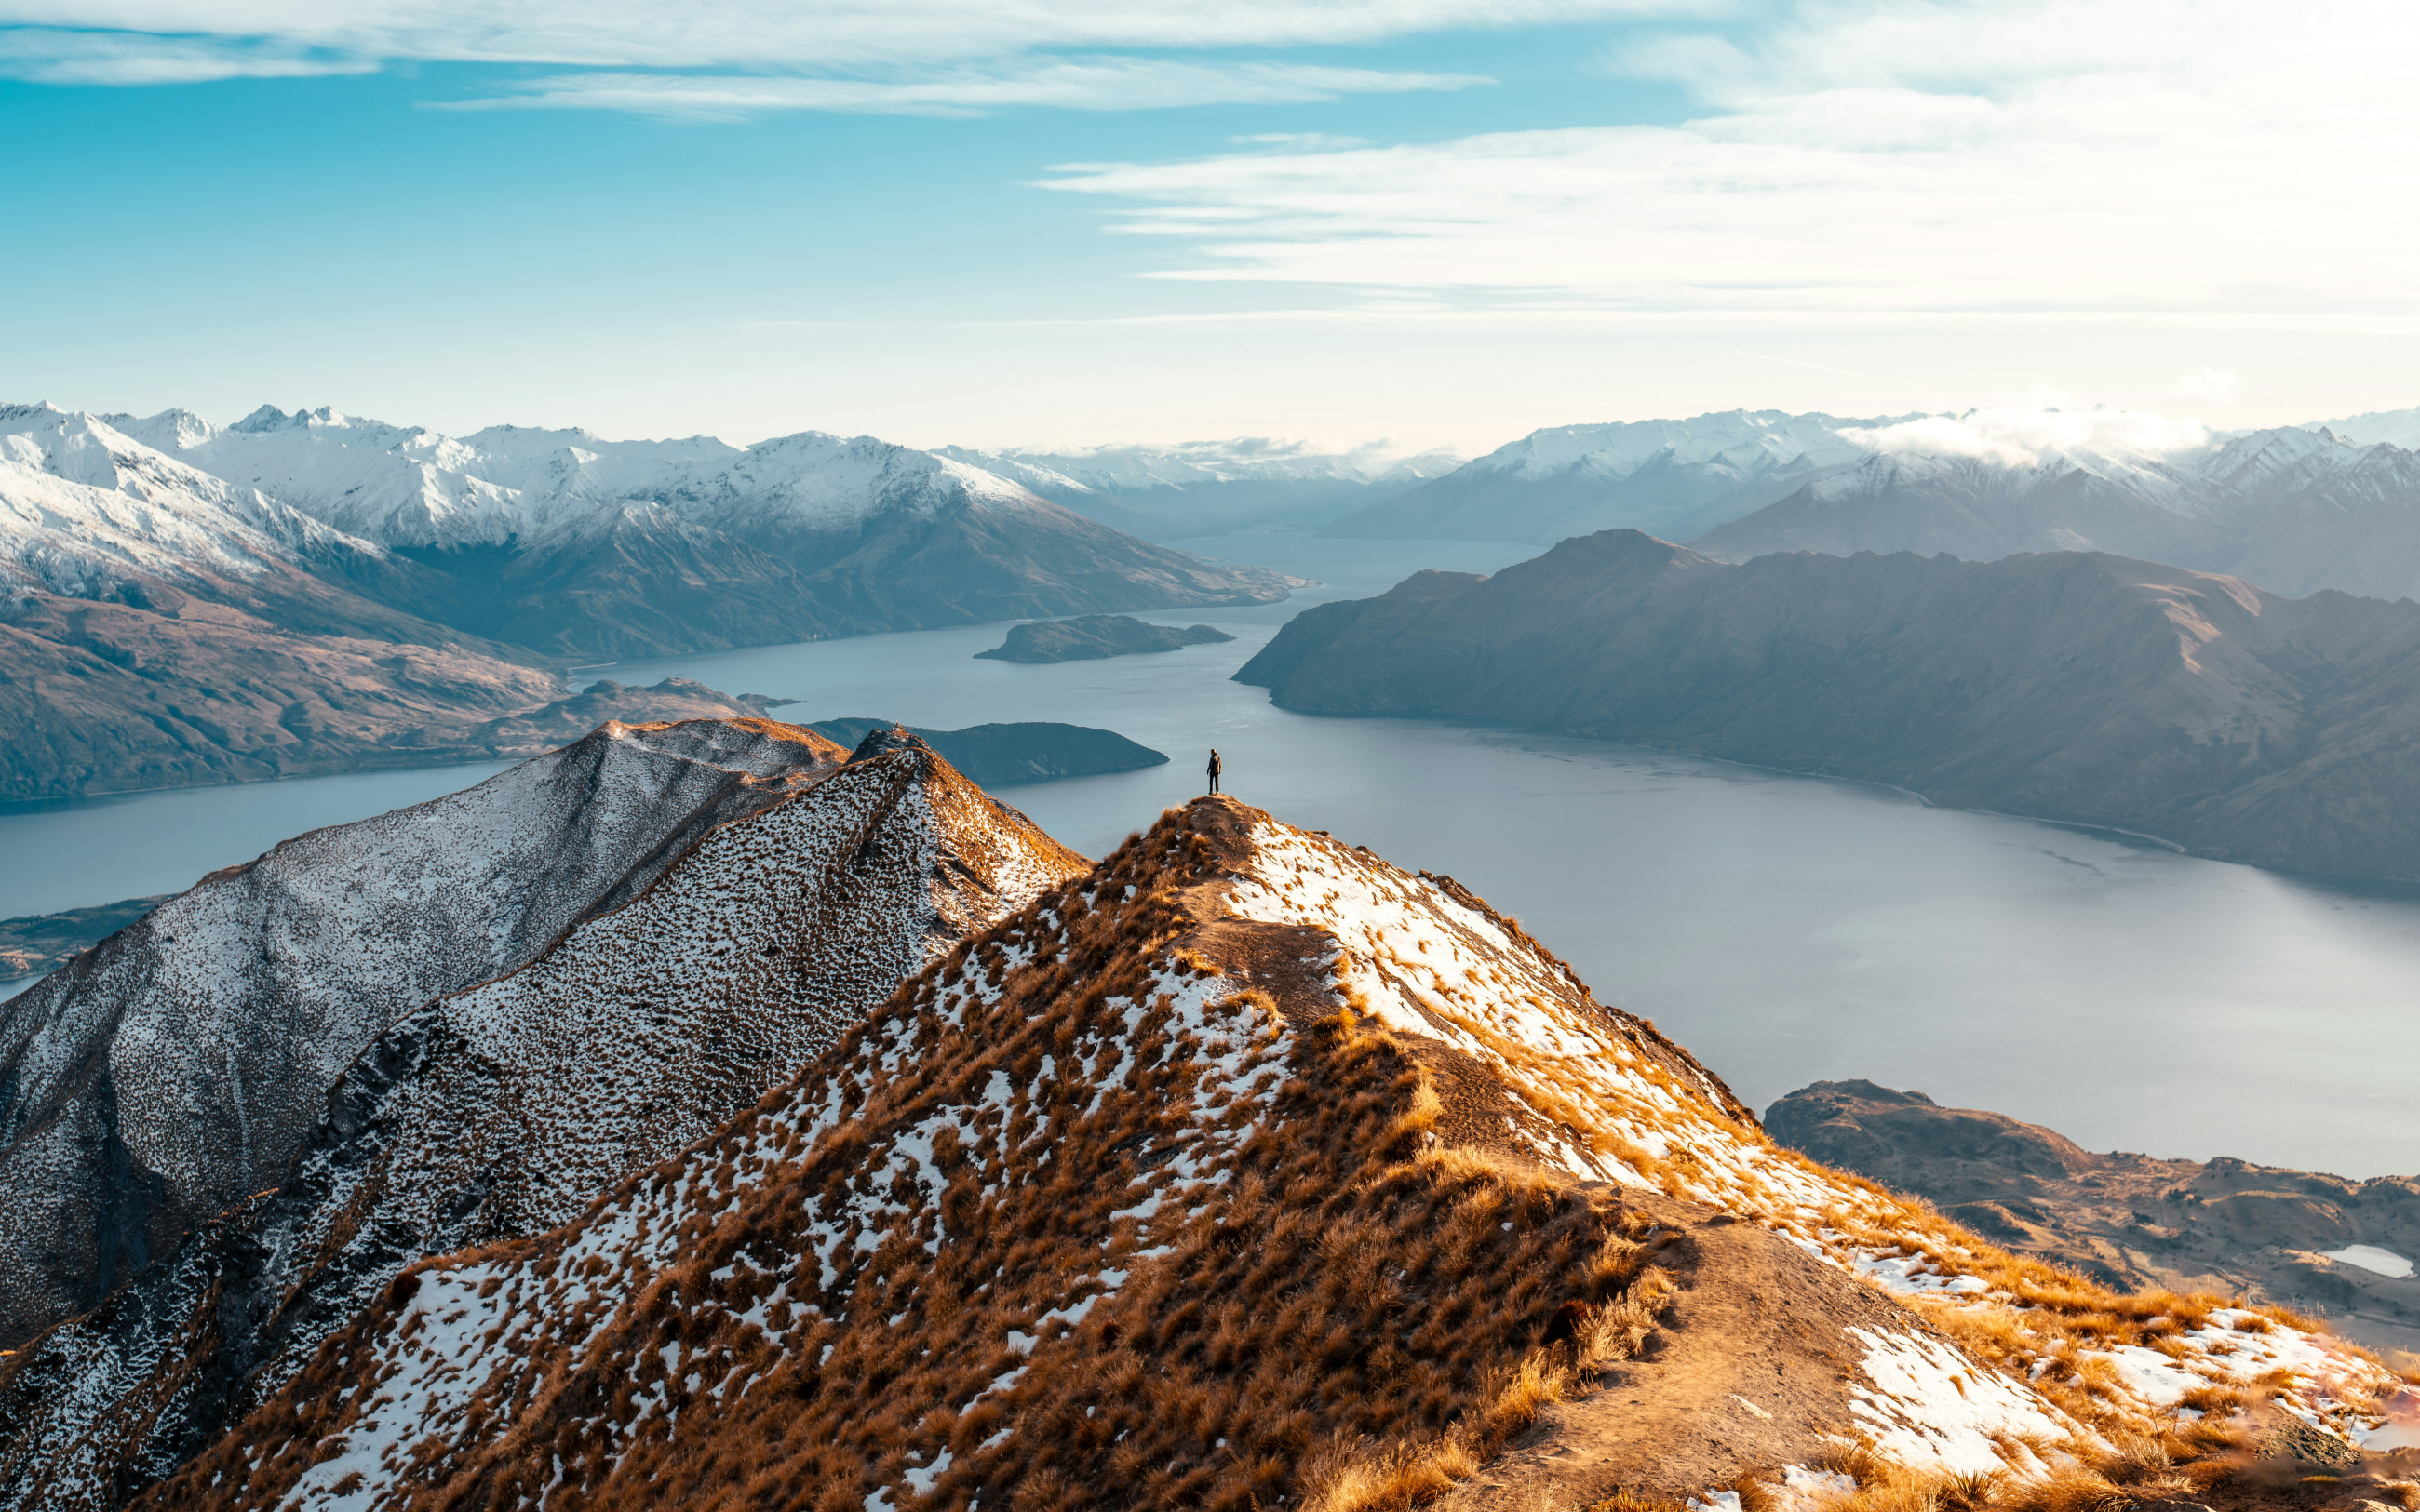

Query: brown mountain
left=90, top=796, right=2413, bottom=1512
left=1768, top=1080, right=2420, bottom=1361
left=1236, top=529, right=2420, bottom=881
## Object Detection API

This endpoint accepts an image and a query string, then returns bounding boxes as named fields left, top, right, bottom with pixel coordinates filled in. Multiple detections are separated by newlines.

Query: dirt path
left=1440, top=1193, right=1947, bottom=1507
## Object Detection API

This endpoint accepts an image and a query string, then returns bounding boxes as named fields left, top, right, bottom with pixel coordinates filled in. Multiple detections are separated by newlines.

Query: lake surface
left=7, top=533, right=2419, bottom=1180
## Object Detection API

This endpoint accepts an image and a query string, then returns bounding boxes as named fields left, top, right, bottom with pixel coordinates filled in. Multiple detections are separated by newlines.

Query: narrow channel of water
left=7, top=534, right=2418, bottom=1180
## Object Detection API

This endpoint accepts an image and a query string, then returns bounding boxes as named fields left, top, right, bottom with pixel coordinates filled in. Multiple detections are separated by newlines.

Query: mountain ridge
left=1236, top=529, right=2420, bottom=882
left=0, top=727, right=1086, bottom=1512
left=106, top=794, right=2415, bottom=1511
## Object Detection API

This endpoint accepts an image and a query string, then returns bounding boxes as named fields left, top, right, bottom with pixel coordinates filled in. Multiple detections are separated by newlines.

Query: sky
left=5, top=0, right=2419, bottom=456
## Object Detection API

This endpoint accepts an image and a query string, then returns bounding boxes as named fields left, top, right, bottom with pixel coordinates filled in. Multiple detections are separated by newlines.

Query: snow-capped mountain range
left=1330, top=404, right=2420, bottom=602
left=940, top=438, right=1460, bottom=539
left=3, top=401, right=1296, bottom=662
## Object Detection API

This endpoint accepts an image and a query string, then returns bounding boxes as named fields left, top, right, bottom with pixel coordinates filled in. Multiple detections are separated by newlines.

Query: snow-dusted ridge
left=108, top=796, right=2407, bottom=1512
left=0, top=717, right=849, bottom=1351
left=0, top=728, right=1085, bottom=1512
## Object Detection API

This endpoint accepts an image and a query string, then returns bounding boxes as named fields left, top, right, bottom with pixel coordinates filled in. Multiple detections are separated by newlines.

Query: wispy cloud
left=0, top=1, right=1692, bottom=98
left=439, top=61, right=1486, bottom=120
left=0, top=27, right=374, bottom=84
left=1038, top=0, right=2420, bottom=320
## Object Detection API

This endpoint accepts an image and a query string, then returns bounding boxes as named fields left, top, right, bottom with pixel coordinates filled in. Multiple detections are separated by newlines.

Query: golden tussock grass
left=154, top=809, right=1683, bottom=1512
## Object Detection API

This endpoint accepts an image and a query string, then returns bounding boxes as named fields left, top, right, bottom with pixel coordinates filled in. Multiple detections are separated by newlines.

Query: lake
left=7, top=533, right=2418, bottom=1180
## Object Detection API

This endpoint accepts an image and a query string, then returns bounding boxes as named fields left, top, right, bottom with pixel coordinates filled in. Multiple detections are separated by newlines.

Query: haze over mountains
left=1332, top=405, right=2420, bottom=606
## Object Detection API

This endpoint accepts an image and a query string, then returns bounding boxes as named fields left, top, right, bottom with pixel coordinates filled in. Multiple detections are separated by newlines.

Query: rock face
left=806, top=717, right=1169, bottom=784
left=0, top=717, right=849, bottom=1347
left=974, top=613, right=1235, bottom=663
left=1236, top=529, right=2420, bottom=882
left=85, top=797, right=2407, bottom=1512
left=0, top=729, right=1084, bottom=1512
left=1767, top=1080, right=2420, bottom=1357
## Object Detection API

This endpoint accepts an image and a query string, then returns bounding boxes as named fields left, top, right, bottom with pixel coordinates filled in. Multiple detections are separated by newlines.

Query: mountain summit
left=87, top=796, right=2407, bottom=1512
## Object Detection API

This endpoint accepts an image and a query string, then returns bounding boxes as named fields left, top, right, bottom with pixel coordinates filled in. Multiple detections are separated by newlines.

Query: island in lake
left=805, top=718, right=1167, bottom=784
left=975, top=614, right=1235, bottom=663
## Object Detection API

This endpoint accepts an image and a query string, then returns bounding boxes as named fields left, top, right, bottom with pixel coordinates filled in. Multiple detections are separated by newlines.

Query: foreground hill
left=100, top=404, right=1297, bottom=659
left=1770, top=1080, right=2420, bottom=1359
left=0, top=717, right=850, bottom=1347
left=0, top=728, right=1083, bottom=1512
left=1238, top=529, right=2420, bottom=882
left=108, top=796, right=2412, bottom=1512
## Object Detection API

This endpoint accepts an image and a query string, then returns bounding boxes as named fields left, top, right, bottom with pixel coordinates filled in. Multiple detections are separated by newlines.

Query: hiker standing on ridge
left=1206, top=748, right=1222, bottom=795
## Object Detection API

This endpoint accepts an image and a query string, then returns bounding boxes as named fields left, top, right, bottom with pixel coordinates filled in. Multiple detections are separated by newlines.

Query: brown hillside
left=142, top=799, right=2419, bottom=1512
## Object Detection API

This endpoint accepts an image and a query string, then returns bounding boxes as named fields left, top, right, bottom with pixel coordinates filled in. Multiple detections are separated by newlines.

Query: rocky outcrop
left=1236, top=529, right=2420, bottom=882
left=1768, top=1080, right=2420, bottom=1357
left=0, top=717, right=848, bottom=1347
left=806, top=716, right=1168, bottom=784
left=974, top=614, right=1235, bottom=663
left=0, top=731, right=1084, bottom=1512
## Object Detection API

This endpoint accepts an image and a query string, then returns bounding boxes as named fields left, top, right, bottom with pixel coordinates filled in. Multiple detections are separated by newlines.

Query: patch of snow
left=2322, top=1244, right=2414, bottom=1278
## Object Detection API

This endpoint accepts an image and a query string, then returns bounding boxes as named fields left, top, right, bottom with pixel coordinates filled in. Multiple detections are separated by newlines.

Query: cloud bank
left=1841, top=409, right=2213, bottom=469
left=1039, top=0, right=2420, bottom=321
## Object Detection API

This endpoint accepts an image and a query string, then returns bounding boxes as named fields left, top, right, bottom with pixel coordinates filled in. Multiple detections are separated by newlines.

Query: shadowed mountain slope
left=1237, top=529, right=2420, bottom=882
left=0, top=728, right=1084, bottom=1512
left=116, top=798, right=2413, bottom=1512
left=0, top=718, right=849, bottom=1347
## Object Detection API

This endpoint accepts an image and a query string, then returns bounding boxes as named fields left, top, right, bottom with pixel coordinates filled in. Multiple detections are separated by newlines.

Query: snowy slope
left=0, top=405, right=399, bottom=602
left=123, top=796, right=2405, bottom=1512
left=123, top=406, right=1059, bottom=550
left=1324, top=410, right=1888, bottom=543
left=2313, top=406, right=2420, bottom=450
left=76, top=401, right=1297, bottom=657
left=940, top=440, right=1460, bottom=537
left=0, top=718, right=847, bottom=1348
left=0, top=730, right=1082, bottom=1512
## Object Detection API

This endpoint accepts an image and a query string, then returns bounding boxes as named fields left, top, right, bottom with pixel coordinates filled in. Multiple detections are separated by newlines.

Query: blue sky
left=6, top=1, right=2416, bottom=452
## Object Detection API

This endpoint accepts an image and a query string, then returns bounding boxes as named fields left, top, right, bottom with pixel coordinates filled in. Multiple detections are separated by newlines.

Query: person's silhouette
left=1206, top=748, right=1222, bottom=795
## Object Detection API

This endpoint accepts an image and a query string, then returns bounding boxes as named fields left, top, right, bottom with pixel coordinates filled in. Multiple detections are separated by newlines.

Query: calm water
left=6, top=534, right=2418, bottom=1179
